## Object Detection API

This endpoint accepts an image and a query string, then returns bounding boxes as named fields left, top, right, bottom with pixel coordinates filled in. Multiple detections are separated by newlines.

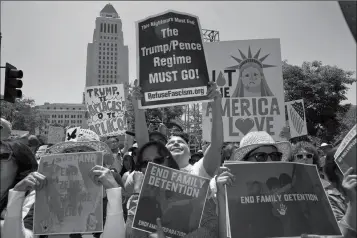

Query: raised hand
left=342, top=167, right=357, bottom=201
left=216, top=167, right=235, bottom=197
left=133, top=171, right=145, bottom=193
left=13, top=172, right=47, bottom=192
left=149, top=218, right=167, bottom=238
left=207, top=81, right=222, bottom=101
left=89, top=165, right=119, bottom=190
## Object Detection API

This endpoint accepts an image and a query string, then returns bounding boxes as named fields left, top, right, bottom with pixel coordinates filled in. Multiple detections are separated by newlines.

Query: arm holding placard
left=200, top=82, right=223, bottom=177
left=130, top=79, right=150, bottom=148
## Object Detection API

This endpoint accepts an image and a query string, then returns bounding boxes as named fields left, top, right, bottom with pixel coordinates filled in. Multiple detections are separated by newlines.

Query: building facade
left=85, top=4, right=129, bottom=88
left=35, top=103, right=88, bottom=136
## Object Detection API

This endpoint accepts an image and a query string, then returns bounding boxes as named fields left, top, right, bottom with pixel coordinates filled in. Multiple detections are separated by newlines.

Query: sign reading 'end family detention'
left=136, top=10, right=210, bottom=109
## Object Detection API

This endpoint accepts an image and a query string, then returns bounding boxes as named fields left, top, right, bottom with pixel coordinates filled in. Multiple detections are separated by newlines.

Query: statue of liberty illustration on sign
left=227, top=47, right=276, bottom=98
left=202, top=39, right=287, bottom=142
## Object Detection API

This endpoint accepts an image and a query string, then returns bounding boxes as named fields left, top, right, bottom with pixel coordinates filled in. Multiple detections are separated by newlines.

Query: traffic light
left=4, top=63, right=23, bottom=103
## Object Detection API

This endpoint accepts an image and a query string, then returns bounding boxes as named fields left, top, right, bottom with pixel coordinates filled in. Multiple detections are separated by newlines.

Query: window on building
left=99, top=65, right=101, bottom=68
left=115, top=53, right=117, bottom=56
left=99, top=61, right=101, bottom=64
left=99, top=52, right=101, bottom=55
left=114, top=80, right=117, bottom=83
left=115, top=43, right=117, bottom=46
left=99, top=56, right=101, bottom=59
left=111, top=24, right=113, bottom=33
left=107, top=75, right=109, bottom=78
left=99, top=43, right=101, bottom=45
left=115, top=37, right=117, bottom=40
left=100, top=23, right=103, bottom=32
left=111, top=53, right=113, bottom=55
left=107, top=48, right=109, bottom=51
left=115, top=24, right=117, bottom=33
left=107, top=70, right=109, bottom=73
left=111, top=57, right=113, bottom=60
left=111, top=66, right=113, bottom=69
left=98, top=70, right=101, bottom=73
left=114, top=71, right=117, bottom=74
left=115, top=66, right=117, bottom=69
left=107, top=61, right=109, bottom=64
left=107, top=57, right=109, bottom=60
left=47, top=107, right=50, bottom=110
left=99, top=47, right=101, bottom=50
left=111, top=48, right=113, bottom=51
left=100, top=36, right=102, bottom=39
left=98, top=74, right=100, bottom=78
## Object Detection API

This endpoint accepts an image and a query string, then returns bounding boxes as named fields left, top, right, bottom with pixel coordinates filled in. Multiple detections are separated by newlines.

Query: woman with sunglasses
left=126, top=141, right=218, bottom=238
left=1, top=140, right=38, bottom=238
left=291, top=141, right=324, bottom=178
left=212, top=131, right=292, bottom=238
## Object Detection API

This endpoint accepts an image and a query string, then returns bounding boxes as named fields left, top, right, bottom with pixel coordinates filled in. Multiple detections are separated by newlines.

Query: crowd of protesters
left=0, top=82, right=356, bottom=238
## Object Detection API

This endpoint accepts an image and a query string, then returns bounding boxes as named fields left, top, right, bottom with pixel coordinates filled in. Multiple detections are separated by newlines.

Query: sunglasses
left=248, top=152, right=283, bottom=162
left=136, top=156, right=167, bottom=170
left=0, top=151, right=13, bottom=161
left=295, top=153, right=313, bottom=160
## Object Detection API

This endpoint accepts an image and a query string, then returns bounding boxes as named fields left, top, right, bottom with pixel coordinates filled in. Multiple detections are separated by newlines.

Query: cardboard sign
left=85, top=84, right=127, bottom=137
left=224, top=162, right=341, bottom=238
left=334, top=125, right=356, bottom=174
left=285, top=99, right=308, bottom=138
left=202, top=39, right=286, bottom=142
left=137, top=10, right=210, bottom=109
left=48, top=126, right=65, bottom=144
left=132, top=163, right=210, bottom=237
left=34, top=152, right=104, bottom=235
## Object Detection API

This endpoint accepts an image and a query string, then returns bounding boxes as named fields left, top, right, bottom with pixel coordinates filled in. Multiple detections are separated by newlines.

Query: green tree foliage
left=0, top=97, right=45, bottom=134
left=125, top=83, right=185, bottom=132
left=282, top=60, right=356, bottom=143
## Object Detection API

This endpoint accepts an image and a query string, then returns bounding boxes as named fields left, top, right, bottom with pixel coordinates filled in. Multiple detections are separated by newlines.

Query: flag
left=289, top=101, right=305, bottom=135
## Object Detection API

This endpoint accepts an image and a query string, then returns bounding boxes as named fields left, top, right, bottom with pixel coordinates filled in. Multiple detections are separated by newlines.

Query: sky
left=1, top=1, right=356, bottom=106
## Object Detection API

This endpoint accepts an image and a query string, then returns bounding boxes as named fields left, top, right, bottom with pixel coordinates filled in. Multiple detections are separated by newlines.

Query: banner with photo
left=224, top=162, right=341, bottom=238
left=34, top=152, right=104, bottom=235
left=334, top=124, right=356, bottom=173
left=85, top=84, right=127, bottom=137
left=202, top=39, right=286, bottom=142
left=136, top=10, right=210, bottom=109
left=286, top=99, right=307, bottom=138
left=48, top=126, right=65, bottom=144
left=132, top=163, right=210, bottom=237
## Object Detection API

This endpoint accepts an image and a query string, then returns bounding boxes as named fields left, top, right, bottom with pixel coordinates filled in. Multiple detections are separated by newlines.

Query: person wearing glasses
left=125, top=140, right=218, bottom=238
left=212, top=131, right=292, bottom=238
left=291, top=141, right=324, bottom=178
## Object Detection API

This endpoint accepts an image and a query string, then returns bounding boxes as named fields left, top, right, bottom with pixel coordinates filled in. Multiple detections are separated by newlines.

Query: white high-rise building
left=86, top=4, right=129, bottom=87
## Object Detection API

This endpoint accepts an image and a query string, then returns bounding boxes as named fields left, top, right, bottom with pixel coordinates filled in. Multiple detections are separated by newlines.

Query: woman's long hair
left=324, top=147, right=345, bottom=194
left=120, top=154, right=135, bottom=177
left=0, top=140, right=38, bottom=213
left=135, top=141, right=179, bottom=171
left=232, top=62, right=274, bottom=97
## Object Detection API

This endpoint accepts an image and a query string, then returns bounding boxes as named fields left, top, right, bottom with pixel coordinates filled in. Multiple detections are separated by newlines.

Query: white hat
left=232, top=131, right=292, bottom=161
left=320, top=143, right=330, bottom=147
left=47, top=129, right=111, bottom=154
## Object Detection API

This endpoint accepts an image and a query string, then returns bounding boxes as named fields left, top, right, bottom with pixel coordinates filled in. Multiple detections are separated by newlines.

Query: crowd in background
left=0, top=82, right=356, bottom=238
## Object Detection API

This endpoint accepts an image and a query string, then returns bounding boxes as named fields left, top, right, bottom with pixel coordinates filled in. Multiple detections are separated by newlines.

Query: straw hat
left=232, top=131, right=292, bottom=161
left=47, top=129, right=111, bottom=154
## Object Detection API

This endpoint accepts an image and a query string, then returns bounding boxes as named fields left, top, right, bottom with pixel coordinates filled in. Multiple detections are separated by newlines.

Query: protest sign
left=85, top=84, right=127, bottom=137
left=224, top=162, right=341, bottom=238
left=34, top=152, right=104, bottom=235
left=136, top=10, right=210, bottom=109
left=48, top=126, right=65, bottom=144
left=202, top=39, right=286, bottom=142
left=65, top=127, right=80, bottom=141
left=286, top=99, right=307, bottom=138
left=132, top=162, right=210, bottom=237
left=335, top=124, right=356, bottom=174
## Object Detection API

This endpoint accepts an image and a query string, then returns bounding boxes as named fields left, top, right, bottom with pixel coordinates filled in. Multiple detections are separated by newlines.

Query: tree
left=125, top=84, right=185, bottom=132
left=282, top=60, right=356, bottom=143
left=0, top=96, right=46, bottom=134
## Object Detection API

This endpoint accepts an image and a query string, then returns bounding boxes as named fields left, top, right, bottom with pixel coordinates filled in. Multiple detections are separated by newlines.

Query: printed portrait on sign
left=227, top=47, right=276, bottom=98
